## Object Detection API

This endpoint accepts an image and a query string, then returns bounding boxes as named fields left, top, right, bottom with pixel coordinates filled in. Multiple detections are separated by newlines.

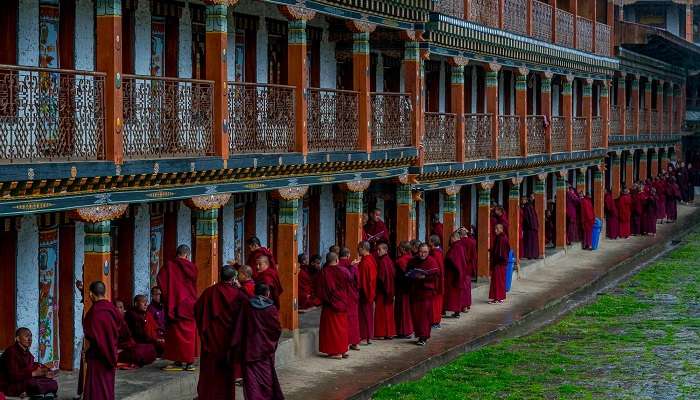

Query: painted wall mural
left=150, top=215, right=164, bottom=289
left=38, top=1, right=60, bottom=151
left=151, top=18, right=166, bottom=77
left=38, top=225, right=59, bottom=367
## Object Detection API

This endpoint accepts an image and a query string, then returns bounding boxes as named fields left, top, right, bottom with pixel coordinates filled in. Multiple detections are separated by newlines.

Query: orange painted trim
left=205, top=31, right=229, bottom=159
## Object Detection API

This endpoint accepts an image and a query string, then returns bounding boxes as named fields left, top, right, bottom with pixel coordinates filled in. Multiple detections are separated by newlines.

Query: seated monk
left=238, top=265, right=256, bottom=297
left=0, top=328, right=58, bottom=398
left=114, top=300, right=157, bottom=368
left=147, top=286, right=166, bottom=342
left=125, top=295, right=165, bottom=356
left=299, top=253, right=321, bottom=310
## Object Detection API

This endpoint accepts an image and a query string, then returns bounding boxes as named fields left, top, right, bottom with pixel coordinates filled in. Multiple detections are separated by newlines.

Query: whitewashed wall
left=18, top=0, right=39, bottom=66
left=16, top=215, right=39, bottom=357
left=134, top=1, right=151, bottom=75
left=72, top=222, right=85, bottom=369
left=318, top=185, right=335, bottom=258
left=133, top=204, right=150, bottom=298
left=75, top=0, right=94, bottom=70
left=179, top=3, right=193, bottom=78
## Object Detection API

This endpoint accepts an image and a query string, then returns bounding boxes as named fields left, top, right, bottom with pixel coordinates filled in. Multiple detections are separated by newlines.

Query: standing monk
left=579, top=192, right=595, bottom=250
left=317, top=252, right=352, bottom=358
left=630, top=184, right=642, bottom=235
left=459, top=227, right=477, bottom=312
left=157, top=244, right=198, bottom=371
left=246, top=237, right=276, bottom=272
left=520, top=196, right=539, bottom=259
left=0, top=328, right=58, bottom=397
left=444, top=231, right=468, bottom=318
left=406, top=243, right=440, bottom=346
left=364, top=208, right=390, bottom=247
left=566, top=187, right=580, bottom=245
left=428, top=235, right=445, bottom=327
left=254, top=255, right=283, bottom=310
left=604, top=189, right=619, bottom=239
left=430, top=214, right=443, bottom=240
left=83, top=281, right=121, bottom=400
left=194, top=265, right=249, bottom=400
left=373, top=243, right=396, bottom=339
left=489, top=224, right=510, bottom=304
left=393, top=241, right=414, bottom=338
left=617, top=188, right=632, bottom=238
left=339, top=247, right=361, bottom=350
left=354, top=241, right=377, bottom=345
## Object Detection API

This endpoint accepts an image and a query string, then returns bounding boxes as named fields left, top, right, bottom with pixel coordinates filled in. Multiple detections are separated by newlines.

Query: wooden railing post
left=205, top=3, right=229, bottom=159
left=348, top=21, right=376, bottom=153
left=527, top=0, right=533, bottom=36
left=486, top=63, right=501, bottom=159
left=541, top=72, right=553, bottom=153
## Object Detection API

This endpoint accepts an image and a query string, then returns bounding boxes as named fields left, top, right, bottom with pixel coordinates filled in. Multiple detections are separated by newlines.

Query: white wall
left=318, top=185, right=335, bottom=258
left=18, top=0, right=39, bottom=66
left=177, top=202, right=192, bottom=249
left=553, top=84, right=561, bottom=116
left=75, top=0, right=94, bottom=71
left=471, top=67, right=478, bottom=113
left=222, top=200, right=235, bottom=264
left=134, top=0, right=151, bottom=75
left=667, top=5, right=680, bottom=36
left=72, top=222, right=85, bottom=369
left=418, top=199, right=426, bottom=241
left=133, top=204, right=150, bottom=298
left=439, top=61, right=446, bottom=113
left=16, top=215, right=39, bottom=357
left=374, top=53, right=384, bottom=93
left=470, top=185, right=477, bottom=226
left=179, top=3, right=193, bottom=78
left=256, top=192, right=268, bottom=246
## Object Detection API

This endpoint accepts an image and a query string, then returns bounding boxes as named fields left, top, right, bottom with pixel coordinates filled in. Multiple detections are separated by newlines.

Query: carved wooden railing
left=639, top=109, right=648, bottom=133
left=0, top=65, right=105, bottom=163
left=532, top=0, right=553, bottom=42
left=625, top=110, right=634, bottom=135
left=371, top=92, right=413, bottom=149
left=307, top=88, right=359, bottom=152
left=498, top=115, right=521, bottom=158
left=465, top=113, right=492, bottom=160
left=424, top=112, right=456, bottom=163
left=551, top=116, right=567, bottom=153
left=527, top=115, right=545, bottom=154
left=651, top=110, right=660, bottom=133
left=591, top=116, right=603, bottom=148
left=576, top=16, right=593, bottom=53
left=595, top=22, right=611, bottom=56
left=610, top=106, right=621, bottom=134
left=555, top=9, right=574, bottom=48
left=572, top=116, right=588, bottom=151
left=123, top=75, right=213, bottom=159
left=227, top=82, right=295, bottom=154
left=434, top=0, right=464, bottom=19
left=470, top=0, right=499, bottom=28
left=504, top=0, right=528, bottom=35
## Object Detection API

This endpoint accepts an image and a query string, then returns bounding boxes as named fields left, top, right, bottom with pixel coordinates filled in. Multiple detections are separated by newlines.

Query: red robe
left=490, top=213, right=509, bottom=245
left=125, top=309, right=162, bottom=356
left=232, top=297, right=284, bottom=400
left=357, top=255, right=378, bottom=341
left=194, top=281, right=249, bottom=400
left=364, top=220, right=389, bottom=246
left=374, top=254, right=396, bottom=338
left=617, top=194, right=632, bottom=238
left=642, top=191, right=657, bottom=234
left=317, top=264, right=352, bottom=355
left=298, top=265, right=320, bottom=310
left=247, top=247, right=277, bottom=274
left=157, top=257, right=198, bottom=364
left=580, top=197, right=595, bottom=249
left=407, top=256, right=440, bottom=340
left=666, top=182, right=680, bottom=220
left=654, top=180, right=667, bottom=220
left=520, top=203, right=539, bottom=259
left=429, top=248, right=445, bottom=325
left=460, top=236, right=477, bottom=309
left=431, top=222, right=444, bottom=241
left=117, top=314, right=157, bottom=367
left=0, top=343, right=58, bottom=396
left=341, top=259, right=361, bottom=345
left=604, top=192, right=619, bottom=239
left=240, top=280, right=255, bottom=297
left=83, top=299, right=121, bottom=400
left=566, top=190, right=580, bottom=244
left=489, top=233, right=510, bottom=301
left=393, top=254, right=413, bottom=337
left=254, top=267, right=284, bottom=310
left=444, top=240, right=468, bottom=313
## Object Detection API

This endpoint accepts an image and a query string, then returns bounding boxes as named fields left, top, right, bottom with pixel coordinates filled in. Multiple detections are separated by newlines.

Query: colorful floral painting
left=150, top=215, right=164, bottom=289
left=38, top=226, right=59, bottom=367
left=38, top=2, right=60, bottom=149
left=150, top=19, right=166, bottom=77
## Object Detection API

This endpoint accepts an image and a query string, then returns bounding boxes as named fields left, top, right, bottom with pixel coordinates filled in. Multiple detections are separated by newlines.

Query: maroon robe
left=521, top=203, right=539, bottom=259
left=194, top=281, right=249, bottom=400
left=490, top=213, right=509, bottom=245
left=443, top=240, right=468, bottom=313
left=341, top=259, right=361, bottom=346
left=460, top=236, right=477, bottom=309
left=255, top=267, right=284, bottom=310
left=117, top=314, right=157, bottom=367
left=247, top=247, right=277, bottom=273
left=298, top=265, right=320, bottom=310
left=83, top=299, right=121, bottom=400
left=489, top=233, right=510, bottom=301
left=374, top=254, right=396, bottom=338
left=631, top=191, right=642, bottom=235
left=642, top=191, right=658, bottom=234
left=157, top=257, right=198, bottom=364
left=146, top=301, right=166, bottom=341
left=429, top=248, right=445, bottom=325
left=357, top=255, right=377, bottom=341
left=364, top=220, right=389, bottom=246
left=393, top=254, right=414, bottom=337
left=317, top=263, right=352, bottom=355
left=666, top=182, right=680, bottom=221
left=0, top=342, right=58, bottom=396
left=232, top=296, right=284, bottom=400
left=617, top=194, right=632, bottom=238
left=566, top=190, right=580, bottom=244
left=431, top=222, right=444, bottom=241
left=407, top=256, right=440, bottom=340
left=604, top=192, right=619, bottom=239
left=654, top=180, right=667, bottom=220
left=125, top=309, right=161, bottom=352
left=580, top=197, right=595, bottom=249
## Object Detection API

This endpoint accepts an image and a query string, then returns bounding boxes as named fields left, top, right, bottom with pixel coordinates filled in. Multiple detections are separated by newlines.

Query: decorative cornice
left=347, top=20, right=377, bottom=33
left=479, top=181, right=494, bottom=190
left=279, top=4, right=316, bottom=21
left=444, top=185, right=461, bottom=196
left=343, top=180, right=372, bottom=192
left=275, top=186, right=309, bottom=200
left=185, top=193, right=232, bottom=210
left=70, top=204, right=128, bottom=223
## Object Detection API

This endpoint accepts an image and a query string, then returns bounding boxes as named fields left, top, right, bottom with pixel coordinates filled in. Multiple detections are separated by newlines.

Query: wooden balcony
left=576, top=16, right=594, bottom=53
left=551, top=116, right=567, bottom=153
left=498, top=115, right=521, bottom=158
left=123, top=75, right=214, bottom=159
left=592, top=116, right=603, bottom=148
left=503, top=0, right=528, bottom=36
left=0, top=65, right=105, bottom=163
left=370, top=92, right=413, bottom=149
left=424, top=112, right=456, bottom=163
left=307, top=88, right=359, bottom=152
left=556, top=9, right=575, bottom=48
left=610, top=106, right=621, bottom=135
left=527, top=115, right=546, bottom=154
left=532, top=1, right=553, bottom=42
left=572, top=116, right=588, bottom=151
left=465, top=113, right=493, bottom=160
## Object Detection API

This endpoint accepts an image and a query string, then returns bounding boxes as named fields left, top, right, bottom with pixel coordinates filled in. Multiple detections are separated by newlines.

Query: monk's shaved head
left=326, top=252, right=339, bottom=264
left=429, top=234, right=441, bottom=247
left=176, top=244, right=191, bottom=257
left=134, top=294, right=147, bottom=305
left=378, top=243, right=388, bottom=252
left=339, top=247, right=351, bottom=258
left=221, top=265, right=237, bottom=282
left=358, top=241, right=370, bottom=251
left=15, top=327, right=31, bottom=337
left=239, top=265, right=253, bottom=279
left=89, top=281, right=106, bottom=297
left=255, top=283, right=270, bottom=297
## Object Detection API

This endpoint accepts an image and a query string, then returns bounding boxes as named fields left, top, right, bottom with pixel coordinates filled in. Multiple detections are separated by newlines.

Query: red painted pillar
left=534, top=174, right=546, bottom=257
left=205, top=4, right=229, bottom=159
left=600, top=80, right=610, bottom=148
left=396, top=182, right=415, bottom=245
left=516, top=69, right=529, bottom=157
left=348, top=21, right=376, bottom=153
left=477, top=182, right=492, bottom=277
left=644, top=80, right=652, bottom=134
left=666, top=85, right=674, bottom=133
left=625, top=151, right=634, bottom=189
left=486, top=64, right=501, bottom=159
left=675, top=85, right=683, bottom=132
left=686, top=0, right=693, bottom=42
left=555, top=172, right=567, bottom=248
left=84, top=221, right=113, bottom=308
left=344, top=181, right=371, bottom=259
left=542, top=73, right=553, bottom=153
left=507, top=179, right=521, bottom=262
left=450, top=59, right=467, bottom=162
left=617, top=76, right=627, bottom=136
left=650, top=150, right=659, bottom=177
left=403, top=37, right=423, bottom=152
left=443, top=188, right=459, bottom=249
left=656, top=80, right=664, bottom=134
left=583, top=79, right=593, bottom=150
left=563, top=75, right=573, bottom=151
left=639, top=149, right=648, bottom=181
left=611, top=152, right=621, bottom=198
left=631, top=76, right=640, bottom=135
left=593, top=167, right=604, bottom=220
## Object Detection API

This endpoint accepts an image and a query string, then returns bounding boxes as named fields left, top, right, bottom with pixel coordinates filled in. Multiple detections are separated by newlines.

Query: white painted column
left=471, top=67, right=478, bottom=113
left=318, top=185, right=335, bottom=258
left=222, top=200, right=235, bottom=264
left=470, top=185, right=477, bottom=226
left=177, top=202, right=192, bottom=249
left=375, top=53, right=384, bottom=93
left=418, top=199, right=426, bottom=241
left=16, top=215, right=39, bottom=357
left=226, top=9, right=236, bottom=81
left=133, top=204, right=150, bottom=298
left=135, top=1, right=151, bottom=76
left=75, top=0, right=95, bottom=71
left=256, top=192, right=268, bottom=246
left=319, top=29, right=336, bottom=89
left=18, top=0, right=39, bottom=66
left=178, top=4, right=193, bottom=78
left=256, top=21, right=268, bottom=84
left=438, top=61, right=446, bottom=112
left=72, top=222, right=85, bottom=369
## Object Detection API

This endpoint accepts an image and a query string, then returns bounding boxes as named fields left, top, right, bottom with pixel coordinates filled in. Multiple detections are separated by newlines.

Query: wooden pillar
left=563, top=75, right=574, bottom=151
left=541, top=73, right=553, bottom=153
left=593, top=167, right=604, bottom=220
left=617, top=76, right=627, bottom=136
left=650, top=150, right=659, bottom=177
left=534, top=175, right=546, bottom=257
left=498, top=0, right=505, bottom=28
left=572, top=0, right=579, bottom=48
left=607, top=0, right=615, bottom=55
left=95, top=0, right=124, bottom=164
left=639, top=149, right=648, bottom=181
left=84, top=221, right=112, bottom=308
left=205, top=4, right=229, bottom=158
left=403, top=38, right=423, bottom=151
left=555, top=172, right=567, bottom=248
left=576, top=168, right=586, bottom=193
left=507, top=179, right=521, bottom=262
left=625, top=152, right=634, bottom=189
left=631, top=76, right=640, bottom=135
left=611, top=152, right=621, bottom=198
left=527, top=0, right=533, bottom=36
left=349, top=22, right=376, bottom=153
left=486, top=64, right=500, bottom=159
left=344, top=181, right=370, bottom=258
left=583, top=78, right=593, bottom=150
left=463, top=0, right=471, bottom=20
left=686, top=0, right=693, bottom=42
left=450, top=60, right=467, bottom=162
left=194, top=209, right=219, bottom=294
left=644, top=80, right=652, bottom=134
left=477, top=182, right=492, bottom=277
left=674, top=85, right=683, bottom=133
left=516, top=69, right=528, bottom=157
left=655, top=80, right=664, bottom=134
left=443, top=188, right=459, bottom=249
left=666, top=85, right=673, bottom=133
left=396, top=183, right=415, bottom=245
left=600, top=80, right=610, bottom=148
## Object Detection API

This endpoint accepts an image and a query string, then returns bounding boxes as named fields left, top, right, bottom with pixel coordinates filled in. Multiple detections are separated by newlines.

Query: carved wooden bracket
left=70, top=204, right=129, bottom=223
left=185, top=193, right=232, bottom=211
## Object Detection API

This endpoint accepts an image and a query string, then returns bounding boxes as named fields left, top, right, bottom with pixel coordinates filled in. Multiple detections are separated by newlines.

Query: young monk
left=238, top=265, right=256, bottom=297
left=194, top=265, right=249, bottom=400
left=489, top=224, right=511, bottom=304
left=299, top=254, right=321, bottom=310
left=246, top=237, right=276, bottom=272
left=254, top=255, right=283, bottom=310
left=428, top=235, right=444, bottom=327
left=579, top=192, right=595, bottom=250
left=116, top=299, right=156, bottom=368
left=125, top=295, right=164, bottom=356
left=0, top=328, right=58, bottom=397
left=147, top=286, right=166, bottom=342
left=520, top=196, right=539, bottom=259
left=317, top=252, right=352, bottom=359
left=354, top=240, right=377, bottom=345
left=444, top=231, right=468, bottom=318
left=459, top=227, right=477, bottom=312
left=339, top=247, right=361, bottom=350
left=407, top=243, right=440, bottom=346
left=374, top=243, right=396, bottom=339
left=617, top=188, right=632, bottom=238
left=233, top=283, right=284, bottom=400
left=83, top=281, right=121, bottom=400
left=394, top=241, right=414, bottom=338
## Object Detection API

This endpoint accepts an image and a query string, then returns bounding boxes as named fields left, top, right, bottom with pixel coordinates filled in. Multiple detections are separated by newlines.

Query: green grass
left=373, top=233, right=700, bottom=400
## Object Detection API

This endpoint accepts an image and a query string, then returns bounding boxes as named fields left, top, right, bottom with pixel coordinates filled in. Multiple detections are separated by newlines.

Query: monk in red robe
left=566, top=187, right=580, bottom=245
left=0, top=328, right=58, bottom=397
left=238, top=265, right=256, bottom=297
left=407, top=242, right=440, bottom=346
left=654, top=177, right=667, bottom=222
left=194, top=265, right=249, bottom=400
left=246, top=236, right=277, bottom=273
left=490, top=206, right=508, bottom=244
left=354, top=241, right=377, bottom=345
left=146, top=286, right=166, bottom=345
left=83, top=281, right=121, bottom=400
left=579, top=192, right=595, bottom=250
left=444, top=231, right=468, bottom=318
left=254, top=255, right=284, bottom=310
left=666, top=176, right=680, bottom=221
left=643, top=187, right=658, bottom=235
left=339, top=247, right=361, bottom=350
left=489, top=224, right=510, bottom=303
left=157, top=244, right=198, bottom=371
left=364, top=208, right=390, bottom=247
left=298, top=253, right=321, bottom=310
left=115, top=299, right=157, bottom=368
left=232, top=283, right=284, bottom=400
left=393, top=241, right=414, bottom=338
left=374, top=243, right=396, bottom=339
left=317, top=252, right=352, bottom=358
left=617, top=189, right=632, bottom=238
left=428, top=235, right=445, bottom=327
left=430, top=214, right=444, bottom=241
left=521, top=196, right=540, bottom=259
left=604, top=189, right=619, bottom=239
left=459, top=227, right=477, bottom=312
left=125, top=295, right=165, bottom=356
